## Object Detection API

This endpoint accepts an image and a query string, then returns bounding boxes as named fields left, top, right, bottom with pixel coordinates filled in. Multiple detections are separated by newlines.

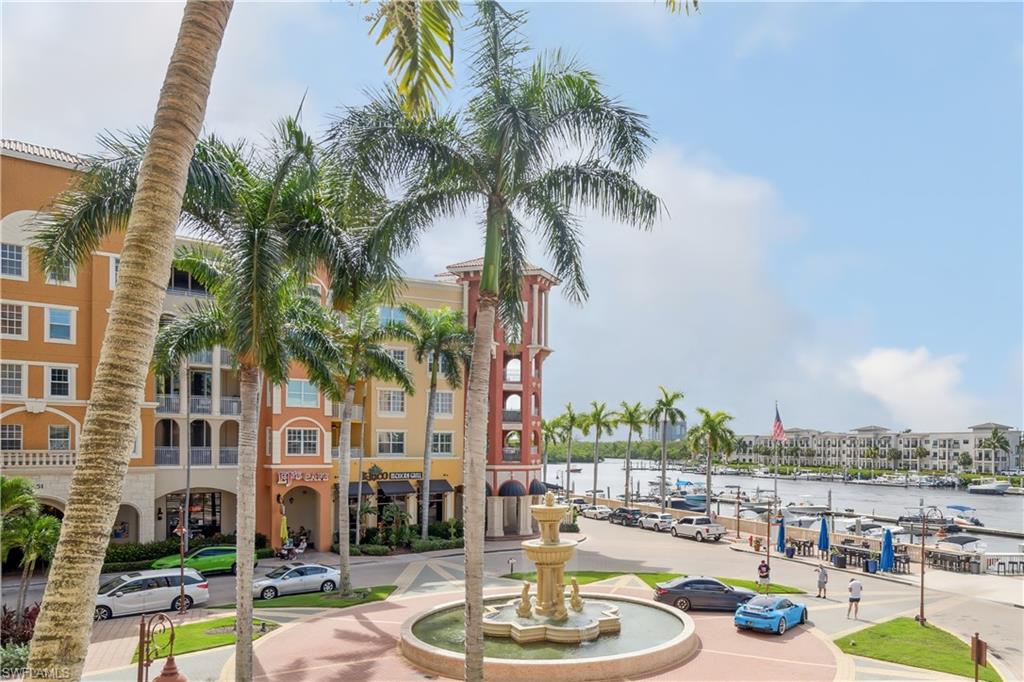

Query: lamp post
left=914, top=504, right=942, bottom=625
left=172, top=505, right=187, bottom=615
left=725, top=484, right=740, bottom=538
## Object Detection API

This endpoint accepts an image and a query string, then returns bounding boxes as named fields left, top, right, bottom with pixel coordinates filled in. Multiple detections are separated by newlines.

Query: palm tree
left=333, top=291, right=414, bottom=589
left=1, top=476, right=39, bottom=518
left=560, top=404, right=583, bottom=495
left=958, top=452, right=973, bottom=472
left=402, top=303, right=472, bottom=540
left=913, top=445, right=929, bottom=472
left=648, top=387, right=685, bottom=512
left=25, top=4, right=233, bottom=675
left=2, top=511, right=61, bottom=624
left=581, top=402, right=616, bottom=505
left=886, top=448, right=901, bottom=471
left=686, top=408, right=736, bottom=514
left=329, top=6, right=659, bottom=677
left=541, top=417, right=563, bottom=485
left=865, top=446, right=879, bottom=479
left=981, top=429, right=1011, bottom=475
left=616, top=402, right=647, bottom=507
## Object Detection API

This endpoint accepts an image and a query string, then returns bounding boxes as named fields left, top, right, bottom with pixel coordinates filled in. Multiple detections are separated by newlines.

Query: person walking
left=757, top=559, right=770, bottom=594
left=847, top=577, right=863, bottom=619
left=815, top=564, right=829, bottom=599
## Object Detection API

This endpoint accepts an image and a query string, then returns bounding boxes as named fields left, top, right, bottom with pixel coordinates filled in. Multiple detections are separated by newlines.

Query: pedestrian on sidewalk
left=815, top=564, right=828, bottom=598
left=757, top=559, right=770, bottom=594
left=847, top=577, right=862, bottom=619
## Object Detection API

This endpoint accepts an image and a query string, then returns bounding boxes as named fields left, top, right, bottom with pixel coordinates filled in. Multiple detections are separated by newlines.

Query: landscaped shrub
left=104, top=533, right=269, bottom=564
left=357, top=544, right=391, bottom=556
left=410, top=538, right=464, bottom=553
left=428, top=519, right=463, bottom=540
left=559, top=522, right=580, bottom=533
left=0, top=603, right=39, bottom=646
left=101, top=560, right=155, bottom=574
left=0, top=643, right=29, bottom=676
left=256, top=548, right=275, bottom=559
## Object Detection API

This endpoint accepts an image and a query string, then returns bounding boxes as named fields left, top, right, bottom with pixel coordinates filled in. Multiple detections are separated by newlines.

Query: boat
left=937, top=535, right=987, bottom=553
left=946, top=505, right=983, bottom=528
left=780, top=500, right=830, bottom=528
left=967, top=478, right=1010, bottom=495
left=897, top=514, right=958, bottom=536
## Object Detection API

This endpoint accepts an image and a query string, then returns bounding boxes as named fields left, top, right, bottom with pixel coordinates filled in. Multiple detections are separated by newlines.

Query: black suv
left=609, top=508, right=644, bottom=526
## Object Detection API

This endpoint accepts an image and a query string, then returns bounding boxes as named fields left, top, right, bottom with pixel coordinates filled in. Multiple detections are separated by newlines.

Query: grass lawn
left=214, top=585, right=396, bottom=609
left=132, top=616, right=277, bottom=662
left=835, top=617, right=1001, bottom=682
left=502, top=571, right=803, bottom=594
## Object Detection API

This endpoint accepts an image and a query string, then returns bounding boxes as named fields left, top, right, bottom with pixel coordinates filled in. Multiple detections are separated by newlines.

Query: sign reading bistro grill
left=276, top=471, right=330, bottom=486
left=362, top=467, right=422, bottom=481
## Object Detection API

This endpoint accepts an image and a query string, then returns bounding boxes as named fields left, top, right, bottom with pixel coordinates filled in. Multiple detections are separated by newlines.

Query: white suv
left=639, top=512, right=675, bottom=531
left=94, top=568, right=209, bottom=620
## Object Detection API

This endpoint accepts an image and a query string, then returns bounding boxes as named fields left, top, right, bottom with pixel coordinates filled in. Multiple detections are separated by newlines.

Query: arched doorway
left=111, top=504, right=139, bottom=543
left=283, top=486, right=319, bottom=548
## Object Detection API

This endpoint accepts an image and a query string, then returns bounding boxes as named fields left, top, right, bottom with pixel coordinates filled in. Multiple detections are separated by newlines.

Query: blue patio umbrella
left=880, top=528, right=895, bottom=572
left=817, top=515, right=830, bottom=553
left=776, top=517, right=786, bottom=553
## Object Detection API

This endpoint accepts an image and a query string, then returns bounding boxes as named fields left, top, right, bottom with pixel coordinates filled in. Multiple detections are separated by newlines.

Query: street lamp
left=914, top=504, right=943, bottom=626
left=725, top=484, right=741, bottom=538
left=172, top=504, right=187, bottom=615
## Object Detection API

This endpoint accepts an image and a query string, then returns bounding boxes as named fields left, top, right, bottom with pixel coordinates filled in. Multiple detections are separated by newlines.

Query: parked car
left=94, top=568, right=208, bottom=620
left=670, top=516, right=725, bottom=542
left=582, top=505, right=613, bottom=520
left=151, top=545, right=256, bottom=575
left=608, top=507, right=642, bottom=525
left=639, top=512, right=675, bottom=532
left=653, top=576, right=755, bottom=612
left=734, top=596, right=807, bottom=635
left=253, top=562, right=340, bottom=600
left=570, top=498, right=589, bottom=511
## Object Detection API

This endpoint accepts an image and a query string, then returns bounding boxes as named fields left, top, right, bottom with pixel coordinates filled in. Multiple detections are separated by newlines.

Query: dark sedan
left=653, top=576, right=756, bottom=612
left=610, top=508, right=644, bottom=526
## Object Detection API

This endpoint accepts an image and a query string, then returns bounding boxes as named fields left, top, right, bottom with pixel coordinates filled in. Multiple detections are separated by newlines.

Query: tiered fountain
left=399, top=492, right=699, bottom=680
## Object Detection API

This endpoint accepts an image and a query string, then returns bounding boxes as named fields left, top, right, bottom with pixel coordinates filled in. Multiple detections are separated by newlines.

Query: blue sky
left=3, top=2, right=1021, bottom=433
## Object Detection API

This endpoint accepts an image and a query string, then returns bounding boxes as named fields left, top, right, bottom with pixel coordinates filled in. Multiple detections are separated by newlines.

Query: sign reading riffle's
left=276, top=470, right=330, bottom=486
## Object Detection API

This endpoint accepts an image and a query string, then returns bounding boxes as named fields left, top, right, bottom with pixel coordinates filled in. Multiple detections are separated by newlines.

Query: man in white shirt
left=847, top=578, right=863, bottom=619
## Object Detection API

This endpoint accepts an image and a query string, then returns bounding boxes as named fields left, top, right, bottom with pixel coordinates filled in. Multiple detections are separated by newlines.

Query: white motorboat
left=967, top=478, right=1010, bottom=495
left=946, top=505, right=984, bottom=528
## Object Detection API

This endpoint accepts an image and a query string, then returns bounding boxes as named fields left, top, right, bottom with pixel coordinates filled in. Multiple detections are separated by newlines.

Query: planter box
left=785, top=547, right=796, bottom=558
left=832, top=555, right=847, bottom=568
left=866, top=560, right=878, bottom=574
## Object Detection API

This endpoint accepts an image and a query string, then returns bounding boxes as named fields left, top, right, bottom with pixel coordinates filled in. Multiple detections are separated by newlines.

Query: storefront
left=266, top=467, right=334, bottom=551
left=164, top=491, right=223, bottom=538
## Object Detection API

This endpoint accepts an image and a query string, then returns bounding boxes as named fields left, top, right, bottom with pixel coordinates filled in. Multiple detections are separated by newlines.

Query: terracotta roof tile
left=1, top=139, right=82, bottom=167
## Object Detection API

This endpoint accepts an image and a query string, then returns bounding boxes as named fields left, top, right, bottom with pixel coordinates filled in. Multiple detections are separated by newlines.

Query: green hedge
left=333, top=543, right=391, bottom=556
left=104, top=533, right=268, bottom=564
left=101, top=560, right=155, bottom=574
left=410, top=538, right=464, bottom=553
left=559, top=522, right=580, bottom=533
left=256, top=548, right=274, bottom=559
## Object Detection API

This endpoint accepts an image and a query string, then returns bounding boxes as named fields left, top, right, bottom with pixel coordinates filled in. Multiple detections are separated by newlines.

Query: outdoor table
left=893, top=555, right=911, bottom=574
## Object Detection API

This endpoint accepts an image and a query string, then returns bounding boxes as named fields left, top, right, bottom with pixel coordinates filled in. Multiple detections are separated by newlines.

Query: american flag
left=771, top=404, right=786, bottom=442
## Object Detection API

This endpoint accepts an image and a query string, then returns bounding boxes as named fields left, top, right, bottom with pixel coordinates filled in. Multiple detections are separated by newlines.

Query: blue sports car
left=734, top=596, right=807, bottom=635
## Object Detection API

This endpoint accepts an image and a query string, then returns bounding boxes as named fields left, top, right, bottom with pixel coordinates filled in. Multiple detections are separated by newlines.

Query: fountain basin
left=483, top=598, right=620, bottom=644
left=400, top=594, right=698, bottom=681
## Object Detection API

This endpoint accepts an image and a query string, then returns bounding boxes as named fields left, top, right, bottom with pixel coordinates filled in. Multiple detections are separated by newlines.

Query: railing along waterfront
left=1, top=450, right=77, bottom=468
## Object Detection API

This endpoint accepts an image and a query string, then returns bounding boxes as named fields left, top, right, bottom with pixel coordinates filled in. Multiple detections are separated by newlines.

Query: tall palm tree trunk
left=337, top=385, right=356, bottom=594
left=16, top=559, right=33, bottom=619
left=234, top=365, right=260, bottom=681
left=624, top=431, right=633, bottom=507
left=591, top=433, right=600, bottom=506
left=565, top=436, right=574, bottom=494
left=421, top=364, right=439, bottom=540
left=26, top=4, right=231, bottom=678
left=464, top=297, right=496, bottom=682
left=705, top=450, right=713, bottom=515
left=659, top=419, right=667, bottom=513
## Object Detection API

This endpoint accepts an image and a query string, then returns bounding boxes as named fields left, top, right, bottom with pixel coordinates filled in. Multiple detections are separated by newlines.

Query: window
left=49, top=425, right=71, bottom=451
left=1, top=244, right=24, bottom=278
left=0, top=363, right=23, bottom=396
left=0, top=304, right=25, bottom=338
left=286, top=379, right=319, bottom=408
left=109, top=256, right=121, bottom=289
left=385, top=348, right=406, bottom=367
left=286, top=428, right=319, bottom=455
left=378, top=431, right=405, bottom=455
left=378, top=389, right=405, bottom=415
left=432, top=392, right=454, bottom=416
left=379, top=306, right=405, bottom=325
left=48, top=367, right=71, bottom=398
left=0, top=424, right=22, bottom=450
left=46, top=258, right=75, bottom=286
left=427, top=355, right=451, bottom=375
left=46, top=308, right=73, bottom=342
left=431, top=432, right=453, bottom=455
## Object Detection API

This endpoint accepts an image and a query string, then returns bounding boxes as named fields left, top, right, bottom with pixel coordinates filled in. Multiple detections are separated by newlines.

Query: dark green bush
left=104, top=532, right=268, bottom=564
left=256, top=548, right=274, bottom=559
left=331, top=543, right=391, bottom=556
left=101, top=560, right=155, bottom=574
left=559, top=522, right=580, bottom=533
left=410, top=538, right=464, bottom=553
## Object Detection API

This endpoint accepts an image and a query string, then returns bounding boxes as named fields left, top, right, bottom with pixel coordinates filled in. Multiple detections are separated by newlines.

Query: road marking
left=699, top=646, right=838, bottom=669
left=390, top=560, right=427, bottom=598
left=427, top=560, right=461, bottom=583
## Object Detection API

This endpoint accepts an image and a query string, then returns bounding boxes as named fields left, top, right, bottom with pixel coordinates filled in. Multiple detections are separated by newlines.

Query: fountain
left=399, top=492, right=699, bottom=680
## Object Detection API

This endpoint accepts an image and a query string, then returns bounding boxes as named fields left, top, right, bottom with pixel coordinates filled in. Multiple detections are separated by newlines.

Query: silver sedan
left=253, top=562, right=340, bottom=600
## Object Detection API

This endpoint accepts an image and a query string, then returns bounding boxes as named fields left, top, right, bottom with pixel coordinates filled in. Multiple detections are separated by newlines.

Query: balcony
left=331, top=403, right=363, bottom=421
left=155, top=447, right=180, bottom=466
left=331, top=446, right=364, bottom=459
left=220, top=396, right=241, bottom=415
left=502, top=447, right=520, bottom=462
left=189, top=396, right=213, bottom=414
left=189, top=447, right=213, bottom=466
left=188, top=350, right=213, bottom=365
left=156, top=394, right=180, bottom=413
left=219, top=447, right=238, bottom=465
left=220, top=348, right=234, bottom=365
left=502, top=410, right=522, bottom=422
left=1, top=450, right=77, bottom=468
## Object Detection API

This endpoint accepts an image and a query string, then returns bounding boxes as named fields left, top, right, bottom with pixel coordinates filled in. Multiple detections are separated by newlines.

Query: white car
left=94, top=568, right=208, bottom=621
left=253, top=562, right=341, bottom=600
left=639, top=512, right=675, bottom=531
left=582, top=505, right=612, bottom=520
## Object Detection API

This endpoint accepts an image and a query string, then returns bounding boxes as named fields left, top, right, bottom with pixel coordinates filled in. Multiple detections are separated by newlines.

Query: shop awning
left=348, top=482, right=373, bottom=497
left=426, top=479, right=454, bottom=494
left=377, top=480, right=416, bottom=496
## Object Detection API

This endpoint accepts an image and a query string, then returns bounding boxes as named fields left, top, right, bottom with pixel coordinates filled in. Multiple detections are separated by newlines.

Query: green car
left=150, top=546, right=254, bottom=575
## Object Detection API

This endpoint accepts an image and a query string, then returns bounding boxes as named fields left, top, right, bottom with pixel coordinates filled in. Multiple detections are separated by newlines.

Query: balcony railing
left=331, top=446, right=364, bottom=459
left=189, top=396, right=212, bottom=414
left=1, top=450, right=77, bottom=468
left=504, top=370, right=522, bottom=383
left=219, top=348, right=234, bottom=365
left=331, top=403, right=363, bottom=421
left=188, top=350, right=213, bottom=364
left=502, top=447, right=520, bottom=462
left=189, top=447, right=213, bottom=466
left=220, top=396, right=241, bottom=415
left=219, top=447, right=238, bottom=465
left=156, top=394, right=180, bottom=413
left=155, top=447, right=180, bottom=466
left=502, top=410, right=522, bottom=422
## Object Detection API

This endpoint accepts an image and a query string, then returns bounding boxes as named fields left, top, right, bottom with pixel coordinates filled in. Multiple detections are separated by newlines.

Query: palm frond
left=523, top=160, right=661, bottom=230
left=152, top=302, right=228, bottom=376
left=171, top=245, right=228, bottom=293
left=519, top=190, right=587, bottom=303
left=497, top=210, right=528, bottom=335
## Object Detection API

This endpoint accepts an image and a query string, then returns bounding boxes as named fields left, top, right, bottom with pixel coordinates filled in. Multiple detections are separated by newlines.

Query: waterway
left=549, top=458, right=1024, bottom=552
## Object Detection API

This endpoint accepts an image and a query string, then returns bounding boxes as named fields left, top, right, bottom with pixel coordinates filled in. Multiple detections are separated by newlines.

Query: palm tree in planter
left=330, top=7, right=659, bottom=675
left=332, top=291, right=414, bottom=591
left=581, top=402, right=616, bottom=506
left=981, top=429, right=1011, bottom=476
left=560, top=403, right=584, bottom=496
left=686, top=408, right=736, bottom=514
left=648, top=387, right=685, bottom=512
left=541, top=417, right=563, bottom=486
left=615, top=402, right=647, bottom=507
left=401, top=303, right=472, bottom=541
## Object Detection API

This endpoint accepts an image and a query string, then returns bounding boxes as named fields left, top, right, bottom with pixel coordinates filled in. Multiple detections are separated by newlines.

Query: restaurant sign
left=277, top=470, right=330, bottom=486
left=362, top=469, right=423, bottom=481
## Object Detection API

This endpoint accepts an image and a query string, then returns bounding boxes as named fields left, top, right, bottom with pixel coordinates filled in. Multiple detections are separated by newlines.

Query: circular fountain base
left=400, top=593, right=698, bottom=681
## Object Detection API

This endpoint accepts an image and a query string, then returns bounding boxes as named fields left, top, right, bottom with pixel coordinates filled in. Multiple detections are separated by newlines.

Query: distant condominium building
left=0, top=140, right=556, bottom=550
left=735, top=423, right=1021, bottom=473
left=646, top=418, right=687, bottom=443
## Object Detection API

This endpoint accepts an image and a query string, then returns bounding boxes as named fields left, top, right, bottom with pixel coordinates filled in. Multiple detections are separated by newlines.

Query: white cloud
left=845, top=347, right=983, bottom=430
